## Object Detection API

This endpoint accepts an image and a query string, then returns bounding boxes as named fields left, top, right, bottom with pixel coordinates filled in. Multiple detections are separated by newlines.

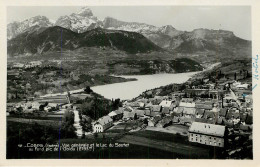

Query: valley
left=6, top=6, right=253, bottom=160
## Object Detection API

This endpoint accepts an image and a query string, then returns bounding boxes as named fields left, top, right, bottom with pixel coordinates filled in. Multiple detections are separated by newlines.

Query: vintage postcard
left=0, top=0, right=260, bottom=166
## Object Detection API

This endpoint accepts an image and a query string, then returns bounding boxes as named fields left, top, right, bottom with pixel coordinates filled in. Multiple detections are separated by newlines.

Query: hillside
left=171, top=29, right=251, bottom=61
left=7, top=26, right=162, bottom=56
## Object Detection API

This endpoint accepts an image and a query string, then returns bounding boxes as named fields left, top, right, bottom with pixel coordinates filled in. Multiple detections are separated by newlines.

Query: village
left=92, top=76, right=253, bottom=148
left=6, top=60, right=253, bottom=159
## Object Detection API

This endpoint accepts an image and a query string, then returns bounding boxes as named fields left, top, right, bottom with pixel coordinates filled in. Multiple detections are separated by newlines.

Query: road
left=73, top=109, right=83, bottom=138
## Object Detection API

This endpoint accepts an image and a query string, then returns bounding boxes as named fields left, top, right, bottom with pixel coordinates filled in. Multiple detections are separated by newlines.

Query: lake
left=91, top=72, right=198, bottom=100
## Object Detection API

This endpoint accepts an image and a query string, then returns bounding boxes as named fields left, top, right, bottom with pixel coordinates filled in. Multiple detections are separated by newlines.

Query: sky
left=7, top=6, right=251, bottom=40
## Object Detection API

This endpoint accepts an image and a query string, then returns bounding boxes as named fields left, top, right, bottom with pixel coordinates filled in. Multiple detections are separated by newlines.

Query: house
left=223, top=118, right=234, bottom=128
left=108, top=109, right=123, bottom=121
left=159, top=100, right=172, bottom=108
left=150, top=105, right=162, bottom=112
left=183, top=107, right=196, bottom=116
left=151, top=98, right=163, bottom=105
left=126, top=101, right=145, bottom=108
left=148, top=115, right=162, bottom=127
left=169, top=103, right=177, bottom=111
left=172, top=84, right=182, bottom=91
left=181, top=98, right=194, bottom=103
left=123, top=111, right=136, bottom=120
left=216, top=116, right=224, bottom=125
left=179, top=102, right=195, bottom=108
left=172, top=116, right=179, bottom=123
left=195, top=102, right=213, bottom=111
left=145, top=102, right=153, bottom=108
left=173, top=107, right=183, bottom=116
left=188, top=122, right=226, bottom=147
left=195, top=109, right=205, bottom=118
left=162, top=107, right=170, bottom=114
left=137, top=98, right=149, bottom=104
left=133, top=109, right=145, bottom=118
left=219, top=108, right=228, bottom=117
left=138, top=102, right=145, bottom=109
left=150, top=111, right=161, bottom=117
left=179, top=117, right=195, bottom=125
left=154, top=96, right=167, bottom=101
left=156, top=116, right=172, bottom=128
left=204, top=111, right=217, bottom=120
left=124, top=106, right=134, bottom=112
left=195, top=118, right=213, bottom=124
left=144, top=109, right=151, bottom=116
left=93, top=116, right=113, bottom=133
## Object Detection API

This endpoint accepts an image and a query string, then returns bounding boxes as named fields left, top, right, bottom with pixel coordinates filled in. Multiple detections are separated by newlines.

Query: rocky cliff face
left=102, top=17, right=184, bottom=48
left=7, top=15, right=53, bottom=40
left=54, top=7, right=103, bottom=33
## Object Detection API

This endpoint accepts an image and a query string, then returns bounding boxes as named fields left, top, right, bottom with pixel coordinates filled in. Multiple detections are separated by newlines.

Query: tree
left=94, top=132, right=98, bottom=138
left=39, top=104, right=45, bottom=111
left=134, top=113, right=138, bottom=120
left=112, top=98, right=121, bottom=110
left=84, top=86, right=93, bottom=94
left=17, top=107, right=23, bottom=113
left=180, top=84, right=186, bottom=91
left=144, top=118, right=148, bottom=125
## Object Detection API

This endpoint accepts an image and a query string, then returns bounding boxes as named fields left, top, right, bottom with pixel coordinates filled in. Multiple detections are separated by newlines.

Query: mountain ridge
left=7, top=7, right=251, bottom=62
left=7, top=26, right=162, bottom=56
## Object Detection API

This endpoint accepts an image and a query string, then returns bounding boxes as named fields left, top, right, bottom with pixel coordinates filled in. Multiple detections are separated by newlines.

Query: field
left=146, top=124, right=189, bottom=136
left=117, top=130, right=224, bottom=159
left=7, top=117, right=62, bottom=127
left=34, top=128, right=225, bottom=159
left=107, top=120, right=143, bottom=133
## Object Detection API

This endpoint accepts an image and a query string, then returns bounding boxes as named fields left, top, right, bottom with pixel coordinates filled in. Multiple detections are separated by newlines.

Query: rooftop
left=189, top=122, right=225, bottom=137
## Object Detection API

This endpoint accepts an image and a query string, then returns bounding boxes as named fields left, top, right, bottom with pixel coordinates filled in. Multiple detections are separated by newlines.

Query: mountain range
left=7, top=7, right=251, bottom=61
left=7, top=26, right=161, bottom=56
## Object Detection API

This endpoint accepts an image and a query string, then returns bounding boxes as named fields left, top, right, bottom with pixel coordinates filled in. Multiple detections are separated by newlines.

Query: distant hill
left=172, top=29, right=251, bottom=56
left=7, top=26, right=162, bottom=56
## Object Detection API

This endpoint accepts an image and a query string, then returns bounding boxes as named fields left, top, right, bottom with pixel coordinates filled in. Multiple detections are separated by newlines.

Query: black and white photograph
left=5, top=5, right=254, bottom=160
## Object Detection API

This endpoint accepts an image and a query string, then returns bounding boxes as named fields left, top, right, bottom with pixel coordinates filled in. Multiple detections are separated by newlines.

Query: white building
left=93, top=116, right=113, bottom=133
left=188, top=122, right=226, bottom=147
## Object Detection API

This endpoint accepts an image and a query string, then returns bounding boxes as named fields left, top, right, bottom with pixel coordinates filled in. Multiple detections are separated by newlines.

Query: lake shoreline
left=91, top=71, right=199, bottom=100
left=90, top=63, right=221, bottom=100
